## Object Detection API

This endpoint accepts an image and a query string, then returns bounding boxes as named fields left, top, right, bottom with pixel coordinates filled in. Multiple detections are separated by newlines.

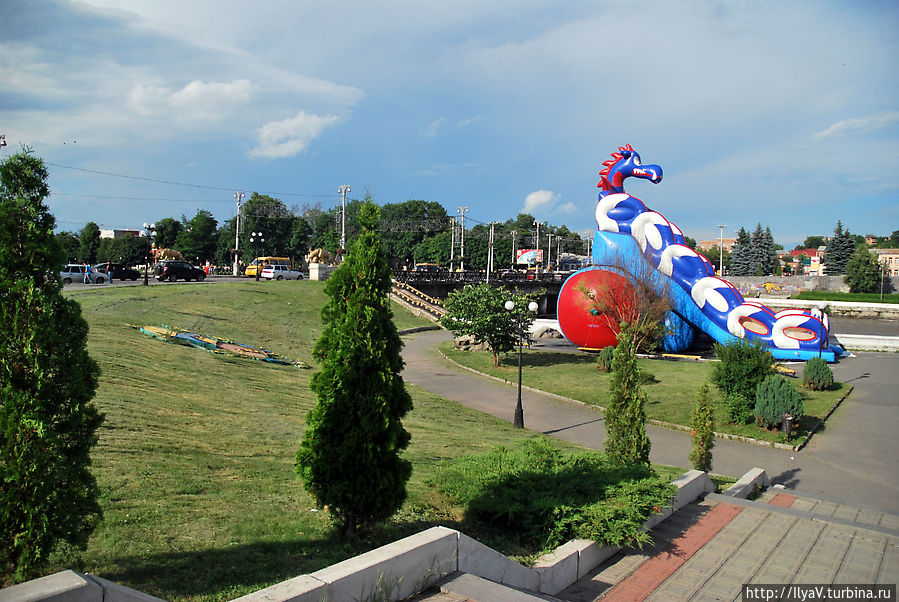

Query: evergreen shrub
left=803, top=357, right=834, bottom=391
left=754, top=375, right=804, bottom=430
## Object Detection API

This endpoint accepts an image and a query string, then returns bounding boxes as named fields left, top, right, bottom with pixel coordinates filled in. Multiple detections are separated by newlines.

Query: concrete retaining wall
left=722, top=467, right=770, bottom=499
left=0, top=570, right=164, bottom=602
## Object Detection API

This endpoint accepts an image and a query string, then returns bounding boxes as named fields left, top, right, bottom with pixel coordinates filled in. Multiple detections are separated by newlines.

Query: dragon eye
left=632, top=155, right=641, bottom=166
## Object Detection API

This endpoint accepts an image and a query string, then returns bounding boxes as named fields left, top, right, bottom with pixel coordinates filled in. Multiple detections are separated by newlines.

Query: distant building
left=785, top=247, right=826, bottom=276
left=697, top=237, right=735, bottom=252
left=872, top=248, right=899, bottom=277
left=99, top=228, right=141, bottom=239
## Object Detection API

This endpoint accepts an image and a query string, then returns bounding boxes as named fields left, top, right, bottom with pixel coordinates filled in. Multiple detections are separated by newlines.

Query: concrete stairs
left=392, top=281, right=446, bottom=321
left=550, top=489, right=899, bottom=602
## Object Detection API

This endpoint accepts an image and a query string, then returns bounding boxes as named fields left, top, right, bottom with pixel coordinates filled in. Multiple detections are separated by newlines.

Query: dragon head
left=598, top=144, right=663, bottom=193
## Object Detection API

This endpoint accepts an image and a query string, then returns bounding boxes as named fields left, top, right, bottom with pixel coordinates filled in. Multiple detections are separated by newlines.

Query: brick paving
left=599, top=503, right=743, bottom=601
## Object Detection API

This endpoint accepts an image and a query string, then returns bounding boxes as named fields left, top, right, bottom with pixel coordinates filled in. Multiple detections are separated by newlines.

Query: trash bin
left=781, top=412, right=794, bottom=436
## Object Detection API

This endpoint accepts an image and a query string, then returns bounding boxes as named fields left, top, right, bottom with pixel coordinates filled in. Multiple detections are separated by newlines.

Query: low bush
left=754, top=375, right=804, bottom=430
left=725, top=392, right=754, bottom=425
left=803, top=357, right=834, bottom=391
left=596, top=346, right=615, bottom=372
left=431, top=437, right=675, bottom=553
left=638, top=370, right=658, bottom=385
left=711, top=339, right=775, bottom=401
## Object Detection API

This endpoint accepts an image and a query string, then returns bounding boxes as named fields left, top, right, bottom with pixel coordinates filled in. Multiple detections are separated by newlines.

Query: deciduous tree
left=844, top=247, right=882, bottom=293
left=440, top=284, right=535, bottom=366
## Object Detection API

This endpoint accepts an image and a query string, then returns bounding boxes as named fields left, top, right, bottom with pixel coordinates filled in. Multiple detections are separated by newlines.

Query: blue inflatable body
left=558, top=145, right=844, bottom=362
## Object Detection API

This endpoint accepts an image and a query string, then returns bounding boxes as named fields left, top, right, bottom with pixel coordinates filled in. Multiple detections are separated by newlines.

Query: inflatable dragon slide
left=557, top=145, right=843, bottom=362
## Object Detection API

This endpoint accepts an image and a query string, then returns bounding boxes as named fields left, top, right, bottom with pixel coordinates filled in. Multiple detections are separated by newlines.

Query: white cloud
left=127, top=79, right=255, bottom=124
left=421, top=118, right=447, bottom=137
left=558, top=202, right=578, bottom=214
left=458, top=116, right=481, bottom=127
left=249, top=110, right=340, bottom=159
left=814, top=112, right=899, bottom=139
left=523, top=189, right=560, bottom=213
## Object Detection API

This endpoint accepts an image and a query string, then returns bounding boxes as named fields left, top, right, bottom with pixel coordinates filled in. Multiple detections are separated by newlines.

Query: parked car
left=261, top=265, right=304, bottom=280
left=92, top=262, right=141, bottom=281
left=60, top=263, right=105, bottom=284
left=154, top=260, right=206, bottom=282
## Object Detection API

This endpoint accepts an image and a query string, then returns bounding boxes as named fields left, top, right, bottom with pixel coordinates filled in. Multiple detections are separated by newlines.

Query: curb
left=436, top=347, right=847, bottom=452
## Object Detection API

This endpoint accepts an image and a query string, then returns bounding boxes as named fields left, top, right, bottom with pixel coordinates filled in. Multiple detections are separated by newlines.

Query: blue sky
left=2, top=0, right=897, bottom=248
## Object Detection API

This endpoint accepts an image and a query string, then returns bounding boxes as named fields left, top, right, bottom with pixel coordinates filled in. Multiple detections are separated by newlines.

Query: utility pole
left=717, top=224, right=727, bottom=276
left=449, top=217, right=456, bottom=272
left=533, top=220, right=542, bottom=274
left=457, top=207, right=468, bottom=271
left=486, top=222, right=495, bottom=283
left=233, top=191, right=245, bottom=276
left=547, top=232, right=553, bottom=271
left=511, top=230, right=517, bottom=269
left=338, top=185, right=351, bottom=254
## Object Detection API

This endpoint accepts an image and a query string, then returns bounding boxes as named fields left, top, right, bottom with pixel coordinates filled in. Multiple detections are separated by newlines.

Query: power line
left=45, top=161, right=338, bottom=199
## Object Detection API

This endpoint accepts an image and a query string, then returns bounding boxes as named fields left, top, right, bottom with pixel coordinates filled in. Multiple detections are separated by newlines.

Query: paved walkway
left=400, top=329, right=899, bottom=513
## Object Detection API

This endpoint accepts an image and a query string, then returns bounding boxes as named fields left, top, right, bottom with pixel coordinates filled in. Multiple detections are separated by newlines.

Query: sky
left=2, top=0, right=897, bottom=249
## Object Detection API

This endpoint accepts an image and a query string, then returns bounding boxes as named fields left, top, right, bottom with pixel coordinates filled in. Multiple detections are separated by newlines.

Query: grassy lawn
left=39, top=281, right=708, bottom=601
left=792, top=290, right=899, bottom=304
left=439, top=343, right=848, bottom=443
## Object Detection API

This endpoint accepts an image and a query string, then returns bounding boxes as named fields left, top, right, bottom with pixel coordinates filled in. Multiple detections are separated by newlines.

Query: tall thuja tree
left=0, top=150, right=102, bottom=581
left=604, top=326, right=651, bottom=466
left=824, top=221, right=855, bottom=275
left=296, top=200, right=412, bottom=538
left=730, top=227, right=753, bottom=276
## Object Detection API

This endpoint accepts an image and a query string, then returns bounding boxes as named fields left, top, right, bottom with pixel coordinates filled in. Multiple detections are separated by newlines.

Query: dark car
left=93, top=262, right=141, bottom=281
left=154, top=260, right=206, bottom=282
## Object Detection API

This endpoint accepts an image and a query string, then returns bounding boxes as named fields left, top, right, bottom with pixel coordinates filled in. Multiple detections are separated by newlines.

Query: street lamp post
left=142, top=223, right=155, bottom=286
left=250, top=231, right=264, bottom=281
left=504, top=299, right=539, bottom=428
left=717, top=224, right=727, bottom=276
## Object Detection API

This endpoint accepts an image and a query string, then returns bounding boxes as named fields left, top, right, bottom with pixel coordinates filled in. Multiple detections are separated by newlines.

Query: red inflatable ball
left=557, top=268, right=635, bottom=350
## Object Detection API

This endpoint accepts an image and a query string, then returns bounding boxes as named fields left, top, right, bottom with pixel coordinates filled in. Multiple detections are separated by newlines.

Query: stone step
left=755, top=488, right=899, bottom=535
left=413, top=572, right=563, bottom=602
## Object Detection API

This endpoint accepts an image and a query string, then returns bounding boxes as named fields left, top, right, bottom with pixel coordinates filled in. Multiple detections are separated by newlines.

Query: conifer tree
left=730, top=227, right=753, bottom=276
left=604, top=326, right=651, bottom=466
left=824, top=221, right=856, bottom=275
left=750, top=223, right=766, bottom=276
left=296, top=200, right=413, bottom=538
left=0, top=150, right=103, bottom=581
left=763, top=226, right=777, bottom=276
left=689, top=383, right=715, bottom=472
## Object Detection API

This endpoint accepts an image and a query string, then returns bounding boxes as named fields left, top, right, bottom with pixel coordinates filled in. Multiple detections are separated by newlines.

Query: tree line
left=54, top=195, right=591, bottom=271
